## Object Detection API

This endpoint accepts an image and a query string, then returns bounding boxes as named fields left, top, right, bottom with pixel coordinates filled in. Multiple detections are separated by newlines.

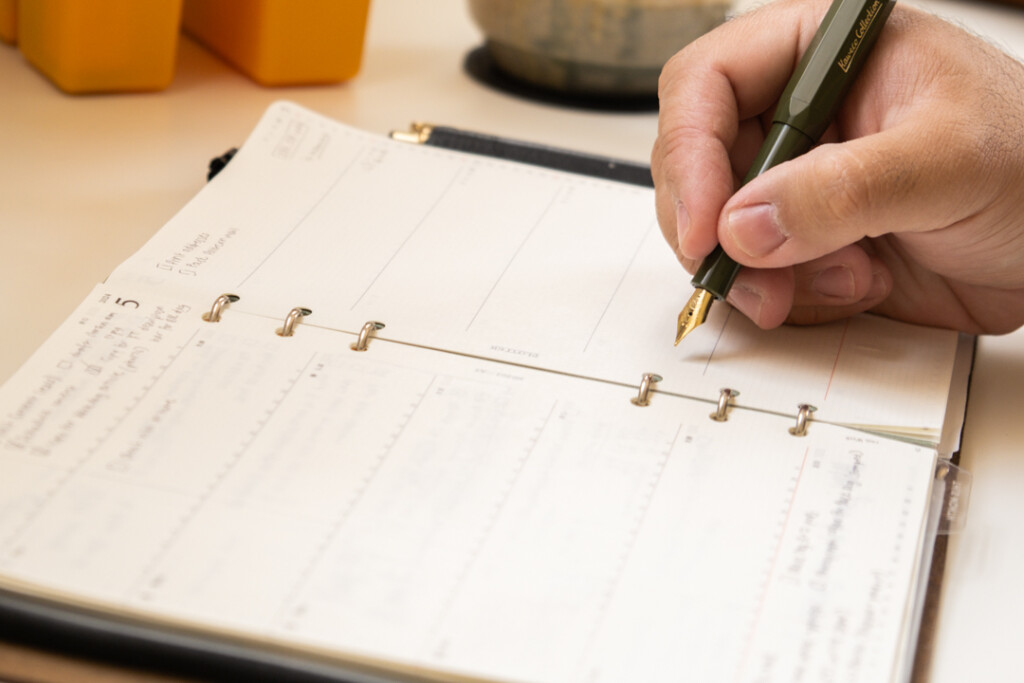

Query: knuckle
left=814, top=147, right=869, bottom=228
left=653, top=127, right=703, bottom=190
left=657, top=46, right=700, bottom=99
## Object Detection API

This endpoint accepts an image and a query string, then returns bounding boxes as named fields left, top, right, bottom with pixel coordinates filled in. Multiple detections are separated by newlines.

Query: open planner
left=0, top=101, right=972, bottom=682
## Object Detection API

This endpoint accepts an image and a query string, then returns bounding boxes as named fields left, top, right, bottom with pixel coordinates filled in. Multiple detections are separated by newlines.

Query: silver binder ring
left=709, top=388, right=739, bottom=422
left=201, top=294, right=239, bottom=323
left=276, top=307, right=312, bottom=337
left=789, top=403, right=818, bottom=437
left=630, top=373, right=662, bottom=407
left=351, top=321, right=385, bottom=351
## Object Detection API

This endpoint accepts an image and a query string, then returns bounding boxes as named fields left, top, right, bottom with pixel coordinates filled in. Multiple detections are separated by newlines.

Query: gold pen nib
left=675, top=288, right=714, bottom=345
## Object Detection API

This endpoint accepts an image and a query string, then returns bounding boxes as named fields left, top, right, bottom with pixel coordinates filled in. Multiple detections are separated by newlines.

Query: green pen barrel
left=691, top=123, right=814, bottom=298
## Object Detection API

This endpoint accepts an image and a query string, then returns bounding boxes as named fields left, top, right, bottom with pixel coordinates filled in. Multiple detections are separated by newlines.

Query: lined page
left=107, top=101, right=960, bottom=438
left=0, top=287, right=936, bottom=683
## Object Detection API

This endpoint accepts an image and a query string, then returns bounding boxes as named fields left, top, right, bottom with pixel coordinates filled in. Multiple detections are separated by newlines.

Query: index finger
left=652, top=0, right=831, bottom=262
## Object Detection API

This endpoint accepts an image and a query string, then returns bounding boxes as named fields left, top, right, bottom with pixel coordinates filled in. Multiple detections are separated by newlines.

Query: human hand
left=652, top=0, right=1024, bottom=334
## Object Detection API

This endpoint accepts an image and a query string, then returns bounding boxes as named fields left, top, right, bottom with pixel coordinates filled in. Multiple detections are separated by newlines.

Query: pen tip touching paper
left=675, top=288, right=714, bottom=345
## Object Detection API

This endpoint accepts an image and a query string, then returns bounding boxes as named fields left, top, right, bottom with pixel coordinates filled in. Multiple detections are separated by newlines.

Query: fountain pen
left=675, top=0, right=895, bottom=345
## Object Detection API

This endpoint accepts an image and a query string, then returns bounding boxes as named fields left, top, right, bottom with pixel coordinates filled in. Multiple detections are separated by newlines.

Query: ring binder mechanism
left=709, top=388, right=739, bottom=422
left=350, top=321, right=385, bottom=351
left=201, top=294, right=239, bottom=322
left=276, top=307, right=312, bottom=337
left=630, top=373, right=662, bottom=407
left=789, top=403, right=817, bottom=437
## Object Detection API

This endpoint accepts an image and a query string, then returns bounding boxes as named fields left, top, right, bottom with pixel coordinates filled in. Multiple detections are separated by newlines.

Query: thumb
left=714, top=123, right=987, bottom=269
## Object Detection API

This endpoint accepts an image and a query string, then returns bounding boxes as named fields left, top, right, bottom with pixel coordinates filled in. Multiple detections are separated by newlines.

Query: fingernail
left=728, top=284, right=765, bottom=322
left=726, top=203, right=785, bottom=258
left=813, top=265, right=855, bottom=299
left=867, top=269, right=888, bottom=300
left=676, top=202, right=691, bottom=258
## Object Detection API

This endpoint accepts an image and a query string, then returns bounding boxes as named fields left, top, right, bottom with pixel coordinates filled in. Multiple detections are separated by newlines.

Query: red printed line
left=734, top=445, right=811, bottom=683
left=823, top=317, right=851, bottom=401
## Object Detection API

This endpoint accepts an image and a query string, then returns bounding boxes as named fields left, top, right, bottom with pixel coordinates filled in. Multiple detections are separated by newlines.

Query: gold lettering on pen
left=837, top=0, right=882, bottom=73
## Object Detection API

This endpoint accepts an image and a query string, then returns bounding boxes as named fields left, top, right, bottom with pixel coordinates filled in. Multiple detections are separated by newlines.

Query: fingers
left=652, top=0, right=830, bottom=265
left=725, top=244, right=892, bottom=328
left=651, top=92, right=735, bottom=265
left=724, top=267, right=794, bottom=330
left=788, top=249, right=892, bottom=325
left=715, top=123, right=996, bottom=271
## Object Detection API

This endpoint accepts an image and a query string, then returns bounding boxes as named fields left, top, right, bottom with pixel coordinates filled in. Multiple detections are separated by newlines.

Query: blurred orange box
left=182, top=0, right=370, bottom=86
left=18, top=0, right=182, bottom=93
left=0, top=0, right=15, bottom=44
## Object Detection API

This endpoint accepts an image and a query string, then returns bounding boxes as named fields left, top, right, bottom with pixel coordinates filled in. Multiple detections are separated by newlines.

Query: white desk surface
left=1, top=0, right=1022, bottom=681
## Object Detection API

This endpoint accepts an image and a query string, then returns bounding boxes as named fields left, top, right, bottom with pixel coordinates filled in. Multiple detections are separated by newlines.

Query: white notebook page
left=0, top=286, right=936, bottom=683
left=105, top=102, right=960, bottom=441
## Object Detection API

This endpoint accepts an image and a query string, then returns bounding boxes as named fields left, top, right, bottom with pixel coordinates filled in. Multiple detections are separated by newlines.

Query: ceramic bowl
left=468, top=0, right=728, bottom=97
